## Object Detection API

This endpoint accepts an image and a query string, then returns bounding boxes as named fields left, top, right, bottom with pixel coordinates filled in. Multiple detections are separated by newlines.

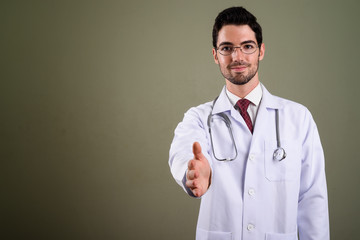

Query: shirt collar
left=212, top=83, right=283, bottom=115
left=225, top=82, right=263, bottom=106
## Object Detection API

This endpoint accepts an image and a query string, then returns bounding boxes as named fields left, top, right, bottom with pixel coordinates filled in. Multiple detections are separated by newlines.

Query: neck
left=226, top=76, right=260, bottom=98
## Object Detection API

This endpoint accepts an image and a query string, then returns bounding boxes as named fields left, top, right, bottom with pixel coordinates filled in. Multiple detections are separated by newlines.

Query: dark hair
left=212, top=7, right=263, bottom=48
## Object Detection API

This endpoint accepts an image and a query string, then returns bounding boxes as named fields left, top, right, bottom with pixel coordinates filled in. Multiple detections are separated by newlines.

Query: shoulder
left=184, top=100, right=213, bottom=119
left=277, top=95, right=308, bottom=112
left=261, top=84, right=310, bottom=116
left=271, top=94, right=316, bottom=127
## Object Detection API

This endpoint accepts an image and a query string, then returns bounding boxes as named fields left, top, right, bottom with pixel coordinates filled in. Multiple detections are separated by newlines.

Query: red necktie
left=236, top=98, right=253, bottom=133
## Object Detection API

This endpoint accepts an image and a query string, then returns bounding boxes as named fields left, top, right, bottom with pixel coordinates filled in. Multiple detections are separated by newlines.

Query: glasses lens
left=218, top=43, right=258, bottom=55
left=241, top=43, right=257, bottom=54
left=218, top=45, right=234, bottom=56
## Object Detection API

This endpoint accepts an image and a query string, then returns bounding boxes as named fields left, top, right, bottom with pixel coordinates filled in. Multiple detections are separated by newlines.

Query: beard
left=219, top=59, right=259, bottom=85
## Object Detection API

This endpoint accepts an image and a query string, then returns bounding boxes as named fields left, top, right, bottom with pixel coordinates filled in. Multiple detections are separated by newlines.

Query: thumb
left=192, top=142, right=204, bottom=160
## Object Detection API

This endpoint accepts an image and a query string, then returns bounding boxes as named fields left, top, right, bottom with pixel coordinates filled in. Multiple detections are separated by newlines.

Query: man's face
left=212, top=24, right=265, bottom=85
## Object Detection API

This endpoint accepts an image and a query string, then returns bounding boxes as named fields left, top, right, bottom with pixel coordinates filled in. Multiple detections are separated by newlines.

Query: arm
left=169, top=107, right=212, bottom=197
left=298, top=112, right=330, bottom=240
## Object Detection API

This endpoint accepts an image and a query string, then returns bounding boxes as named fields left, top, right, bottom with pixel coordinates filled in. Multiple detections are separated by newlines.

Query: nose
left=231, top=47, right=244, bottom=61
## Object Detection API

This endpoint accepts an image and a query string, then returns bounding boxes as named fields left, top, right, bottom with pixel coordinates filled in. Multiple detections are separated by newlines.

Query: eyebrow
left=218, top=40, right=257, bottom=47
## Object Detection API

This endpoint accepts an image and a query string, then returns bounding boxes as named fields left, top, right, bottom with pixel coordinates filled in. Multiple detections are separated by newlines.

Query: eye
left=220, top=45, right=233, bottom=52
left=243, top=44, right=255, bottom=50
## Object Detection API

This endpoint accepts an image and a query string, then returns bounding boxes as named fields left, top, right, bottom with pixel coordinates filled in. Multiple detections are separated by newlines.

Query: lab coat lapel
left=212, top=86, right=232, bottom=114
left=252, top=84, right=284, bottom=140
left=212, top=86, right=254, bottom=126
left=212, top=85, right=284, bottom=133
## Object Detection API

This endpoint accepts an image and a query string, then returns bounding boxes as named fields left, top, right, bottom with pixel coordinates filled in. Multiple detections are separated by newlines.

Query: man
left=169, top=6, right=329, bottom=240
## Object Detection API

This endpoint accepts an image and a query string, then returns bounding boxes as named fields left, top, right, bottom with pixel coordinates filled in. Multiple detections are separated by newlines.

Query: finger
left=186, top=180, right=204, bottom=197
left=192, top=189, right=200, bottom=197
left=188, top=159, right=196, bottom=170
left=187, top=170, right=198, bottom=180
left=185, top=179, right=196, bottom=189
left=192, top=142, right=204, bottom=160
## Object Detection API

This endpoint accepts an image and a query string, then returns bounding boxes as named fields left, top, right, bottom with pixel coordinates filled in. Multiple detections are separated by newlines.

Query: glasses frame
left=216, top=42, right=259, bottom=56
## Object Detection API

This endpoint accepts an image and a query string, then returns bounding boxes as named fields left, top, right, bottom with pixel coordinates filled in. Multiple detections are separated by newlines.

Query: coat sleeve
left=168, top=106, right=213, bottom=197
left=297, top=110, right=330, bottom=240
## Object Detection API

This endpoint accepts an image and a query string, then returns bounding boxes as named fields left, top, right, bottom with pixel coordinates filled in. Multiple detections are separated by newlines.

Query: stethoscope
left=207, top=97, right=287, bottom=161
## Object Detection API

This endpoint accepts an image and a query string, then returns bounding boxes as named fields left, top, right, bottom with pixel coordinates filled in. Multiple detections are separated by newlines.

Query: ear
left=258, top=43, right=265, bottom=61
left=212, top=48, right=219, bottom=64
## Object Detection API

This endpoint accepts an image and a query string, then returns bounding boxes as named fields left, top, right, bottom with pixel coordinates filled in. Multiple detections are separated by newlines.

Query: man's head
left=212, top=7, right=265, bottom=87
left=212, top=7, right=262, bottom=49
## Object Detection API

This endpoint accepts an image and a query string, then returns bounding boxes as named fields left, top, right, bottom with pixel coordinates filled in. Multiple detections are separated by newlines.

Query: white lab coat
left=169, top=84, right=329, bottom=240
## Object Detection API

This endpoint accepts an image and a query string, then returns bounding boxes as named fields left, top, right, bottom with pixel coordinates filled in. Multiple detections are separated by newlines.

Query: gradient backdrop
left=1, top=0, right=359, bottom=239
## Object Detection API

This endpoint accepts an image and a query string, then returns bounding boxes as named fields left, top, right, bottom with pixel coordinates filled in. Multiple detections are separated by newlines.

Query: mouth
left=230, top=65, right=247, bottom=72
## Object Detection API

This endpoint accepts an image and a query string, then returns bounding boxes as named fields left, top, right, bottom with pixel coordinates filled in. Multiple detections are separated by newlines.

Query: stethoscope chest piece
left=273, top=147, right=286, bottom=161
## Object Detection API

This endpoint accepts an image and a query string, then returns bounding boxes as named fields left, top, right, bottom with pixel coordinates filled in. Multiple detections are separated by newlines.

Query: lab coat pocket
left=196, top=228, right=232, bottom=240
left=265, top=231, right=298, bottom=240
left=264, top=140, right=301, bottom=181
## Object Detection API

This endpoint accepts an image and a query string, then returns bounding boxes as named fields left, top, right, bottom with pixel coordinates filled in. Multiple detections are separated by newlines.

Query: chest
left=207, top=109, right=302, bottom=183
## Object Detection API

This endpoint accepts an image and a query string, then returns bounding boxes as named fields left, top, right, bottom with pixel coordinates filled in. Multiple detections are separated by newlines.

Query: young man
left=169, top=7, right=329, bottom=240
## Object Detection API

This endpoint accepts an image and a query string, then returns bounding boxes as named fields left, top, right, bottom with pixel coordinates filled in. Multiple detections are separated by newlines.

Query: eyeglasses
left=217, top=42, right=258, bottom=56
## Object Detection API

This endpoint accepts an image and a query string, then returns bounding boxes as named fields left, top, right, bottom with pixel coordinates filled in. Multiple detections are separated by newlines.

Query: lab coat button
left=249, top=154, right=255, bottom=161
left=248, top=189, right=255, bottom=196
left=247, top=224, right=255, bottom=231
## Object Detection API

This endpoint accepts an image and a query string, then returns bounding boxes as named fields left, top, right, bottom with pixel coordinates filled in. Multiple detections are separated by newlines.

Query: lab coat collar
left=260, top=84, right=284, bottom=110
left=212, top=83, right=284, bottom=115
left=211, top=86, right=233, bottom=115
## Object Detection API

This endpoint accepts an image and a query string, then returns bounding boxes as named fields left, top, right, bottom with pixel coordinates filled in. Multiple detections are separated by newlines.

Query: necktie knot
left=236, top=98, right=253, bottom=133
left=236, top=98, right=251, bottom=113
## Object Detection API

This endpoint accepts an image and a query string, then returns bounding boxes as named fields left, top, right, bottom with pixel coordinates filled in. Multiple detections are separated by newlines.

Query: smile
left=230, top=66, right=247, bottom=72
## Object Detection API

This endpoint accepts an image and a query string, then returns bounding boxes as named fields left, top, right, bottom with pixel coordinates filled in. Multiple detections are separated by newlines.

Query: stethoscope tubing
left=208, top=112, right=238, bottom=161
left=274, top=109, right=286, bottom=161
left=208, top=97, right=286, bottom=162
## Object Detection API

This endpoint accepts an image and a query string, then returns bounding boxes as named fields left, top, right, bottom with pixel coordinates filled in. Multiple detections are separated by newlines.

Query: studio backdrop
left=1, top=0, right=359, bottom=239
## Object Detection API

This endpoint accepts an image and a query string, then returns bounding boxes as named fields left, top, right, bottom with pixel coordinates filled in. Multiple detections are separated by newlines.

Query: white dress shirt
left=225, top=83, right=262, bottom=125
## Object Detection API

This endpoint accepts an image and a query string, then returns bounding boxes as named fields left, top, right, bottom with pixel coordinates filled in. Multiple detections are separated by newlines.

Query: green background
left=1, top=0, right=359, bottom=239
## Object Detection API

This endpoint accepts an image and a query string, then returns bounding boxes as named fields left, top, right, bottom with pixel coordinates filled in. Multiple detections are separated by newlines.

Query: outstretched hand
left=186, top=142, right=211, bottom=197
